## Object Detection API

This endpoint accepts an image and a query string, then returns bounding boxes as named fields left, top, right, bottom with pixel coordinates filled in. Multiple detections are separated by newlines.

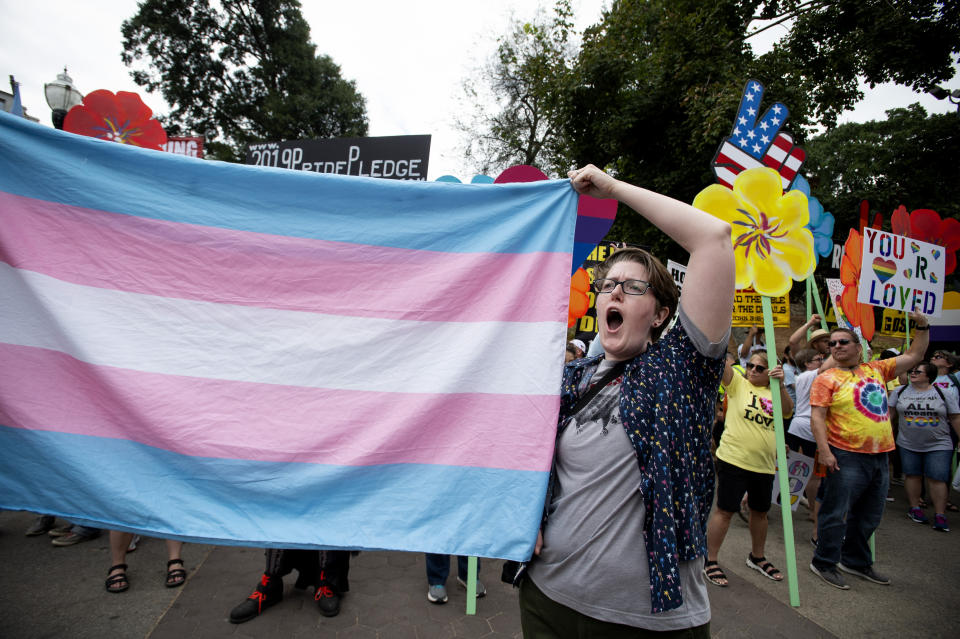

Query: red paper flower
left=908, top=209, right=960, bottom=275
left=63, top=90, right=167, bottom=150
left=839, top=229, right=875, bottom=341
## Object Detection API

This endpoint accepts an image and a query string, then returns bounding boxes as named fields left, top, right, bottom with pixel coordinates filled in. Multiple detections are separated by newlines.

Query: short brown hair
left=593, top=247, right=678, bottom=342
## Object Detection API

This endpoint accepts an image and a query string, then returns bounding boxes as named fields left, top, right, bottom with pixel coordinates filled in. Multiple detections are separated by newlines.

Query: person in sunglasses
left=808, top=315, right=930, bottom=590
left=518, top=166, right=733, bottom=637
left=889, top=361, right=960, bottom=532
left=704, top=351, right=793, bottom=587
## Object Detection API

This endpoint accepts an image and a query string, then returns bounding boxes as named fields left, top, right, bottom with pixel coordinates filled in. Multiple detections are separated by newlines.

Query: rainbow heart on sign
left=494, top=165, right=618, bottom=274
left=930, top=272, right=939, bottom=284
left=932, top=248, right=941, bottom=260
left=910, top=241, right=921, bottom=254
left=904, top=268, right=913, bottom=279
left=872, top=257, right=897, bottom=283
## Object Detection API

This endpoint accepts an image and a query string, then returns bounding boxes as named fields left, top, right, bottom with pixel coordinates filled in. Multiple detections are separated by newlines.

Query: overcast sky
left=2, top=0, right=956, bottom=179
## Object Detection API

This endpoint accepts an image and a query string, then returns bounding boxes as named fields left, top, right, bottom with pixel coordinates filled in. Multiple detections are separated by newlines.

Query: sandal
left=105, top=563, right=129, bottom=593
left=165, top=558, right=187, bottom=588
left=746, top=554, right=783, bottom=581
left=703, top=560, right=728, bottom=587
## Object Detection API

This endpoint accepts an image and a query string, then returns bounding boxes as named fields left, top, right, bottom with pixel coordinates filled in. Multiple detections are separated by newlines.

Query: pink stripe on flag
left=0, top=343, right=558, bottom=472
left=0, top=191, right=569, bottom=323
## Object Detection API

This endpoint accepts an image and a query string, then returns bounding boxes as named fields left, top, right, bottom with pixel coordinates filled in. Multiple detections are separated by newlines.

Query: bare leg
left=165, top=539, right=186, bottom=587
left=748, top=509, right=768, bottom=558
left=706, top=509, right=734, bottom=562
left=905, top=475, right=922, bottom=508
left=929, top=479, right=948, bottom=515
left=166, top=539, right=184, bottom=562
left=108, top=531, right=134, bottom=588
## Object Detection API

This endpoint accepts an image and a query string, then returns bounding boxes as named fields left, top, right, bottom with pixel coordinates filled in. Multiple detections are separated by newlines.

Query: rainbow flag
left=0, top=112, right=577, bottom=559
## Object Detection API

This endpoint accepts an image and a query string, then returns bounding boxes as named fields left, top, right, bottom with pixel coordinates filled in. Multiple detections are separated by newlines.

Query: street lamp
left=44, top=67, right=83, bottom=129
left=928, top=85, right=960, bottom=112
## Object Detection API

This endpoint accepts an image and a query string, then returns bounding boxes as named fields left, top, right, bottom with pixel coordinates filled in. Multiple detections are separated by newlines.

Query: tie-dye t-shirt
left=810, top=359, right=897, bottom=453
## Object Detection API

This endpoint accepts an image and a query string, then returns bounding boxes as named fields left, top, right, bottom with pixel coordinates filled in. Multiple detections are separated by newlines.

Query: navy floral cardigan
left=555, top=315, right=724, bottom=613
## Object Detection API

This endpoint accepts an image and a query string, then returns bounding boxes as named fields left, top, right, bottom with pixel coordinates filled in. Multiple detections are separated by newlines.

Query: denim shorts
left=899, top=448, right=954, bottom=483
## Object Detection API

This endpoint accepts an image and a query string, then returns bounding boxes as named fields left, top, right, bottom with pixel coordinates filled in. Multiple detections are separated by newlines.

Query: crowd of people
left=13, top=165, right=960, bottom=637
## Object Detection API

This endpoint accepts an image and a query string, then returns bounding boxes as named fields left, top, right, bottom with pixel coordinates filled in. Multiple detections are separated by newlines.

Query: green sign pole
left=808, top=276, right=828, bottom=331
left=465, top=556, right=478, bottom=615
left=761, top=296, right=800, bottom=607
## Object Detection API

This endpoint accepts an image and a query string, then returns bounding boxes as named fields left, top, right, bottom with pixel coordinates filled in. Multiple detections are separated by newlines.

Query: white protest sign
left=666, top=259, right=687, bottom=292
left=772, top=450, right=815, bottom=511
left=858, top=228, right=945, bottom=318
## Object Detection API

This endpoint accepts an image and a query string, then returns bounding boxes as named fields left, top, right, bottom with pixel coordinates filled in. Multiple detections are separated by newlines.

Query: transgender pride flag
left=0, top=112, right=578, bottom=560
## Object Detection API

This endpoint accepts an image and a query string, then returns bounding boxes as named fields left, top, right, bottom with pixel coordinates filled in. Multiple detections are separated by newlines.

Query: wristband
left=914, top=325, right=930, bottom=331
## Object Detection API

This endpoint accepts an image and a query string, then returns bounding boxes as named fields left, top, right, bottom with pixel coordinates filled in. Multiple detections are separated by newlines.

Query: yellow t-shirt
left=717, top=372, right=790, bottom=474
left=809, top=359, right=897, bottom=453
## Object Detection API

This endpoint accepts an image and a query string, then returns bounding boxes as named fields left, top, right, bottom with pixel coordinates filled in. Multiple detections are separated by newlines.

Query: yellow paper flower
left=693, top=167, right=815, bottom=297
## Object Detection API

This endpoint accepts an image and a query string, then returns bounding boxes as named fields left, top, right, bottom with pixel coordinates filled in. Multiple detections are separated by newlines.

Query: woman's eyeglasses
left=745, top=362, right=767, bottom=373
left=593, top=278, right=653, bottom=296
left=828, top=338, right=853, bottom=348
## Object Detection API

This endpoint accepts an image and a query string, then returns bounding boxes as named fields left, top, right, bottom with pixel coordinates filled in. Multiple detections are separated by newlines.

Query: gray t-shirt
left=528, top=312, right=722, bottom=630
left=892, top=384, right=960, bottom=453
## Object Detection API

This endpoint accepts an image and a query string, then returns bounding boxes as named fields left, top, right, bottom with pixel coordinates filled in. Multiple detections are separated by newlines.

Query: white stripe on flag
left=0, top=263, right=563, bottom=396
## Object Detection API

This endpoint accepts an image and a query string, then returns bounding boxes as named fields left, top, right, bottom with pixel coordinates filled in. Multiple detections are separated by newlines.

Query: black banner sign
left=245, top=135, right=431, bottom=181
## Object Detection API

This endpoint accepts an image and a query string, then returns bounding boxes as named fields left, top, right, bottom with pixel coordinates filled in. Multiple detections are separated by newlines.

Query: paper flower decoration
left=839, top=229, right=875, bottom=341
left=908, top=209, right=960, bottom=275
left=63, top=90, right=167, bottom=150
left=790, top=175, right=835, bottom=264
left=694, top=167, right=815, bottom=297
left=568, top=268, right=590, bottom=327
left=890, top=205, right=911, bottom=237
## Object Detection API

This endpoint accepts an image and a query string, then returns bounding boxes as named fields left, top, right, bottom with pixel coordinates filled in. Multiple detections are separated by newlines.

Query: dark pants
left=264, top=548, right=350, bottom=593
left=813, top=448, right=888, bottom=571
left=425, top=554, right=479, bottom=585
left=519, top=578, right=709, bottom=639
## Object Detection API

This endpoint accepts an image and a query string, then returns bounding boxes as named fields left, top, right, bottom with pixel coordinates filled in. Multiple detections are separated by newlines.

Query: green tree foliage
left=804, top=104, right=960, bottom=235
left=456, top=1, right=577, bottom=176
left=121, top=0, right=368, bottom=161
left=461, top=0, right=959, bottom=262
left=567, top=0, right=960, bottom=261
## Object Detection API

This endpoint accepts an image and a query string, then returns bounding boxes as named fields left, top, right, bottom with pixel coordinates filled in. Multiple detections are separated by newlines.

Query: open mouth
left=606, top=308, right=623, bottom=330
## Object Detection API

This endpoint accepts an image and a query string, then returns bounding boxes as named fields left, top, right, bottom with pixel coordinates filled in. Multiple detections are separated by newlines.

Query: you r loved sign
left=858, top=228, right=945, bottom=318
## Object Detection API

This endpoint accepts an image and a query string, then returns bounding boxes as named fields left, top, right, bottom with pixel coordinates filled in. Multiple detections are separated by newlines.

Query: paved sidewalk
left=2, top=482, right=958, bottom=638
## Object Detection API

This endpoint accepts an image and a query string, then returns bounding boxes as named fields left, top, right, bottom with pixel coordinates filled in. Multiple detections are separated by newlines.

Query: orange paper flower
left=568, top=268, right=590, bottom=327
left=839, top=229, right=875, bottom=341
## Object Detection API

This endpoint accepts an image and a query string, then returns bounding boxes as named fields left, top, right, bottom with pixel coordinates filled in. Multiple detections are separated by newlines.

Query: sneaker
left=127, top=534, right=141, bottom=552
left=885, top=494, right=895, bottom=502
left=908, top=507, right=929, bottom=524
left=48, top=524, right=74, bottom=538
left=456, top=576, right=486, bottom=598
left=838, top=563, right=890, bottom=585
left=933, top=514, right=950, bottom=532
left=25, top=515, right=55, bottom=536
left=809, top=563, right=849, bottom=590
left=315, top=584, right=341, bottom=617
left=229, top=574, right=283, bottom=624
left=427, top=584, right=448, bottom=604
left=51, top=531, right=98, bottom=546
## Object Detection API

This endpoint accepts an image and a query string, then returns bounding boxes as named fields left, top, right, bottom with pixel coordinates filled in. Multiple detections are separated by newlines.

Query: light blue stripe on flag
left=0, top=111, right=577, bottom=255
left=0, top=426, right=546, bottom=560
